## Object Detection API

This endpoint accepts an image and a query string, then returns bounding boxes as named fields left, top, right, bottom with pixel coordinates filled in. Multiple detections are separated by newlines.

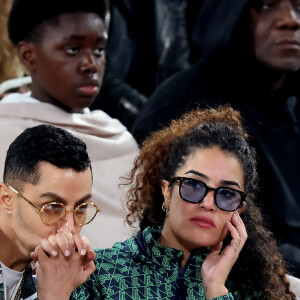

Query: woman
left=71, top=106, right=296, bottom=299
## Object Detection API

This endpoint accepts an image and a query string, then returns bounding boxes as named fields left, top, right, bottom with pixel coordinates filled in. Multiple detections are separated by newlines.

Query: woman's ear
left=17, top=41, right=36, bottom=72
left=161, top=180, right=171, bottom=201
left=238, top=201, right=247, bottom=215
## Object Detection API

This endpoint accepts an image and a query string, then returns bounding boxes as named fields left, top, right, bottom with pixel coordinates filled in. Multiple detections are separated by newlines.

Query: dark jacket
left=132, top=0, right=300, bottom=276
left=0, top=264, right=37, bottom=300
left=90, top=0, right=194, bottom=129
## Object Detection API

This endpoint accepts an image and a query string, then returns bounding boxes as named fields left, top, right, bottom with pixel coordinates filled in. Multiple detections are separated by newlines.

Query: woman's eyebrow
left=220, top=180, right=241, bottom=189
left=184, top=170, right=242, bottom=189
left=184, top=169, right=208, bottom=180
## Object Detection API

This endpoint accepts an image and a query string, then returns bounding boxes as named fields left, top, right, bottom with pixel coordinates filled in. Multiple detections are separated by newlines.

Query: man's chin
left=269, top=59, right=300, bottom=73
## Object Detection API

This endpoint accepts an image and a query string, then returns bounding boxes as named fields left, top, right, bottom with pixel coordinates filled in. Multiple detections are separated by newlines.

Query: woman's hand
left=31, top=232, right=96, bottom=300
left=201, top=212, right=247, bottom=299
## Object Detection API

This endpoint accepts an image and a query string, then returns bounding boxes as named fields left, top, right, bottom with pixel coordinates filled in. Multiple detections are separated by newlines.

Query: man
left=0, top=124, right=97, bottom=299
left=132, top=0, right=300, bottom=276
left=89, top=0, right=198, bottom=130
left=0, top=0, right=138, bottom=249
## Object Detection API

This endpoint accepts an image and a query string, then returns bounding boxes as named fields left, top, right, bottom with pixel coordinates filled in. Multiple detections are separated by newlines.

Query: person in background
left=0, top=0, right=139, bottom=249
left=90, top=0, right=204, bottom=129
left=132, top=0, right=300, bottom=277
left=0, top=0, right=26, bottom=84
left=0, top=124, right=97, bottom=300
left=65, top=106, right=295, bottom=299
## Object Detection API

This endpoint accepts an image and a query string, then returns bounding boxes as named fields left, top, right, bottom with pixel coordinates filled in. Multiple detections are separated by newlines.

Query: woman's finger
left=224, top=214, right=248, bottom=255
left=226, top=221, right=241, bottom=254
left=209, top=241, right=223, bottom=256
left=231, top=213, right=247, bottom=245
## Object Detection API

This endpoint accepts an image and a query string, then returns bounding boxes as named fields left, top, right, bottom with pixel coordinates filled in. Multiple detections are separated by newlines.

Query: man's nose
left=57, top=211, right=77, bottom=234
left=79, top=52, right=97, bottom=73
left=276, top=2, right=300, bottom=29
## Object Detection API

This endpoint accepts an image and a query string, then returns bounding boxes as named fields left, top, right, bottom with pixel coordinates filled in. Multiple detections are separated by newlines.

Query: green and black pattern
left=72, top=226, right=244, bottom=300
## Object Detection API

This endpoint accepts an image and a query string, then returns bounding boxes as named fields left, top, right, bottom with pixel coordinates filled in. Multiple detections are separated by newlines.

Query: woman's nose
left=200, top=190, right=216, bottom=211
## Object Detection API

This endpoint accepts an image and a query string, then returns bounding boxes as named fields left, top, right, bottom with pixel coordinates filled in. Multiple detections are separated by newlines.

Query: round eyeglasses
left=169, top=177, right=246, bottom=212
left=7, top=185, right=101, bottom=226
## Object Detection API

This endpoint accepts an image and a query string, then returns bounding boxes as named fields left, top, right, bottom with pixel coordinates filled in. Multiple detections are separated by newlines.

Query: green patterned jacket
left=72, top=226, right=249, bottom=300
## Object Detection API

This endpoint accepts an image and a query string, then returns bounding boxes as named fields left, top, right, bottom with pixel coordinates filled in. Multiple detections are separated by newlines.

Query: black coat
left=91, top=0, right=196, bottom=129
left=132, top=0, right=300, bottom=276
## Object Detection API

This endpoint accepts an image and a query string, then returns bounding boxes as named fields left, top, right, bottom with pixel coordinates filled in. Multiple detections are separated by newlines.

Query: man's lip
left=79, top=79, right=100, bottom=87
left=190, top=216, right=215, bottom=228
left=78, top=81, right=100, bottom=96
left=275, top=39, right=300, bottom=47
left=78, top=85, right=99, bottom=96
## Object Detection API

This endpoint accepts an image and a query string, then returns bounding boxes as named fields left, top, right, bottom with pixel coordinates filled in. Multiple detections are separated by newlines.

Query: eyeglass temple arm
left=94, top=204, right=101, bottom=212
left=168, top=177, right=180, bottom=187
left=7, top=185, right=42, bottom=212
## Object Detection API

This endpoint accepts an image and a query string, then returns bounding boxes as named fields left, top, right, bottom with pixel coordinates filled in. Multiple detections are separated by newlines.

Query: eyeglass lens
left=41, top=202, right=98, bottom=225
left=180, top=179, right=242, bottom=211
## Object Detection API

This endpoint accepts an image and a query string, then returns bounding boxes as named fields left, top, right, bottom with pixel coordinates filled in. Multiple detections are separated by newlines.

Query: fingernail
left=80, top=249, right=86, bottom=255
left=33, top=261, right=39, bottom=269
left=51, top=251, right=58, bottom=257
left=234, top=212, right=239, bottom=218
left=65, top=250, right=70, bottom=256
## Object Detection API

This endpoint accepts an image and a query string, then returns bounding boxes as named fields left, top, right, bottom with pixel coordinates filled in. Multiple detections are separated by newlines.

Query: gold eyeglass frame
left=7, top=184, right=101, bottom=226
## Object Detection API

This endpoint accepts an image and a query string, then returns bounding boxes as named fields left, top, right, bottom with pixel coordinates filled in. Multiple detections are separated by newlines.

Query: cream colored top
left=0, top=93, right=139, bottom=248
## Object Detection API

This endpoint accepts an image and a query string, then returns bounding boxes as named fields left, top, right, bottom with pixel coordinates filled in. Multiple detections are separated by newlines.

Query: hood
left=192, top=0, right=250, bottom=61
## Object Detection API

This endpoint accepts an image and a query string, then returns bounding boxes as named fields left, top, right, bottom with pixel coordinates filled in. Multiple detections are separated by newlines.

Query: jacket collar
left=134, top=226, right=208, bottom=276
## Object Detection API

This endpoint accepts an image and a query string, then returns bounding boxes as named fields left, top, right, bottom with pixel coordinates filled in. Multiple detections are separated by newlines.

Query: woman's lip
left=190, top=216, right=215, bottom=228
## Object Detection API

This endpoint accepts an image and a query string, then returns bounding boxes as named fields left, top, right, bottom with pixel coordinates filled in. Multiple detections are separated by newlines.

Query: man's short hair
left=4, top=124, right=92, bottom=191
left=8, top=0, right=108, bottom=45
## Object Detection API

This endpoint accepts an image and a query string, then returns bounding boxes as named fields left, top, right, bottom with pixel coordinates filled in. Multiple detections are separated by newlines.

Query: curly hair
left=123, top=105, right=296, bottom=299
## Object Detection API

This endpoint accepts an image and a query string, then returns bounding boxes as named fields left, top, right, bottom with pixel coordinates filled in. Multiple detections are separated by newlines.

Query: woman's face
left=161, top=146, right=245, bottom=253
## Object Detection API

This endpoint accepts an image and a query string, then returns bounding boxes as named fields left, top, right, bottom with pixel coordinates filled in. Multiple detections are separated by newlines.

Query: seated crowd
left=0, top=0, right=299, bottom=299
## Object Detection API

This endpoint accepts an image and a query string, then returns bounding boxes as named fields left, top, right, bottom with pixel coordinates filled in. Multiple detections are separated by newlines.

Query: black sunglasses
left=169, top=177, right=246, bottom=212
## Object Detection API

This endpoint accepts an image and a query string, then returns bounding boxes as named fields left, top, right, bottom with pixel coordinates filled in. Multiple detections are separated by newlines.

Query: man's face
left=9, top=162, right=93, bottom=253
left=248, top=0, right=300, bottom=71
left=30, top=12, right=106, bottom=112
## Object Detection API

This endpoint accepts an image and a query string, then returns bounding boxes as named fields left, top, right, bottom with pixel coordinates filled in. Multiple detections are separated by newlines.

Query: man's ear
left=17, top=41, right=36, bottom=72
left=0, top=183, right=14, bottom=214
left=238, top=202, right=247, bottom=215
